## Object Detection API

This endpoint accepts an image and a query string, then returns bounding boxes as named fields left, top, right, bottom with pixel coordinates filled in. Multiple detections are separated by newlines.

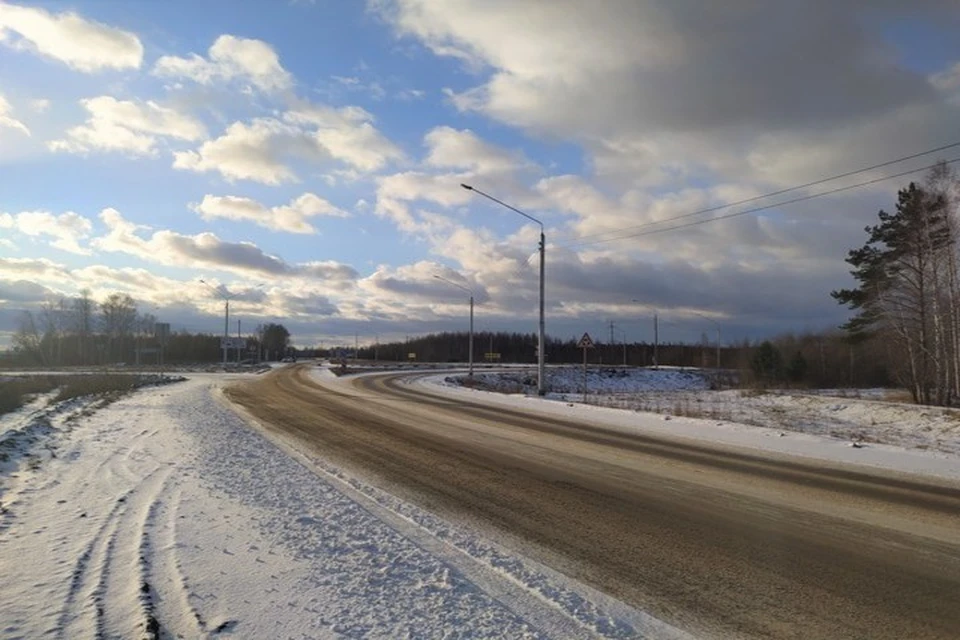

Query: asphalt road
left=225, top=365, right=960, bottom=639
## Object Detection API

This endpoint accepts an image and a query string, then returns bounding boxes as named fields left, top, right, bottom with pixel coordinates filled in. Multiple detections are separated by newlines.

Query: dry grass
left=0, top=376, right=60, bottom=415
left=54, top=374, right=142, bottom=403
left=0, top=374, right=163, bottom=417
left=883, top=389, right=915, bottom=404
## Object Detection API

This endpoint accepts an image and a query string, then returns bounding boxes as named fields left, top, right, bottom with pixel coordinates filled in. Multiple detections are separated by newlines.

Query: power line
left=562, top=140, right=960, bottom=246
left=562, top=157, right=960, bottom=248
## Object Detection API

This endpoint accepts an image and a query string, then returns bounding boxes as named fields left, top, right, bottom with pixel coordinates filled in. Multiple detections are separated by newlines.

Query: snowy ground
left=0, top=373, right=689, bottom=640
left=428, top=366, right=960, bottom=480
left=4, top=365, right=958, bottom=640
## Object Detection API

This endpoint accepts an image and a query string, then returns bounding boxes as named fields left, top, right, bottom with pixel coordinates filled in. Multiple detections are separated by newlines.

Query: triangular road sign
left=577, top=332, right=595, bottom=349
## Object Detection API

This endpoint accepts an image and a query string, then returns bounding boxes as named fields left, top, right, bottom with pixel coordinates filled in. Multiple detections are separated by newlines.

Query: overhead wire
left=561, top=156, right=960, bottom=249
left=551, top=140, right=960, bottom=247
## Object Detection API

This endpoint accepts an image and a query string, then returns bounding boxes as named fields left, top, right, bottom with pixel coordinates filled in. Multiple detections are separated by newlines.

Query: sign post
left=577, top=332, right=595, bottom=402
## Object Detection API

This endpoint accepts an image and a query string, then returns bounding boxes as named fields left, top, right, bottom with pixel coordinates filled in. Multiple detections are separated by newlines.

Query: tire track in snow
left=140, top=486, right=210, bottom=639
left=58, top=467, right=170, bottom=640
left=58, top=487, right=132, bottom=639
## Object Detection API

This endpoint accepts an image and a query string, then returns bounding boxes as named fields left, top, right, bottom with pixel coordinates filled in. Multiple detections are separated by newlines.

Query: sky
left=2, top=0, right=960, bottom=350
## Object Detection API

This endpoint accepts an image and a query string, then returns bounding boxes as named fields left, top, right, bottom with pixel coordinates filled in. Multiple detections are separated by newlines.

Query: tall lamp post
left=693, top=312, right=722, bottom=370
left=434, top=274, right=475, bottom=378
left=199, top=279, right=233, bottom=368
left=462, top=183, right=546, bottom=395
left=616, top=328, right=628, bottom=367
left=632, top=300, right=659, bottom=369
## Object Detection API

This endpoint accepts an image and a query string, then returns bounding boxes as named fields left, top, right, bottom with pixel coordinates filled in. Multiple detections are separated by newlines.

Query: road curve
left=225, top=365, right=960, bottom=639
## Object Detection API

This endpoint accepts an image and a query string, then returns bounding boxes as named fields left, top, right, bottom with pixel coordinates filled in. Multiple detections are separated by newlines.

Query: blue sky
left=2, top=0, right=960, bottom=349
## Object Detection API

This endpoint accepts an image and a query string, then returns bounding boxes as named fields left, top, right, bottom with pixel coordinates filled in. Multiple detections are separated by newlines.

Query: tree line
left=7, top=290, right=292, bottom=367
left=349, top=329, right=889, bottom=389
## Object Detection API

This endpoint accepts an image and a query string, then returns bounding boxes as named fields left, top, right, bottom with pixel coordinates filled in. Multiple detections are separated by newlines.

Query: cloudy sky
left=2, top=0, right=960, bottom=349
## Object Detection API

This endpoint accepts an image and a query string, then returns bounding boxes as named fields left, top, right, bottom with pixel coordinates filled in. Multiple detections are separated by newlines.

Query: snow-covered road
left=0, top=375, right=687, bottom=639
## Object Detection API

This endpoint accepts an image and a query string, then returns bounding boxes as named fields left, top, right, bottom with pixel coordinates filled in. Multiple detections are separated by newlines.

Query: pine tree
left=786, top=351, right=808, bottom=383
left=832, top=181, right=951, bottom=403
left=751, top=341, right=782, bottom=385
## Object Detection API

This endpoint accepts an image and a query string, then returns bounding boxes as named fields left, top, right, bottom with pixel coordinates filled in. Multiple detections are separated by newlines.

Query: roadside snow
left=466, top=367, right=711, bottom=394
left=0, top=374, right=690, bottom=640
left=419, top=368, right=960, bottom=481
left=0, top=390, right=59, bottom=439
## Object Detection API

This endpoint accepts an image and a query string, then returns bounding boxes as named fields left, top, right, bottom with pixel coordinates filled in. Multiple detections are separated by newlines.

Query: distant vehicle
left=281, top=356, right=296, bottom=363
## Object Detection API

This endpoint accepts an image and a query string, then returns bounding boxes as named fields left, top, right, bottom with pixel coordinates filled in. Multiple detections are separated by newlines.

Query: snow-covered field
left=446, top=366, right=960, bottom=457
left=0, top=373, right=689, bottom=639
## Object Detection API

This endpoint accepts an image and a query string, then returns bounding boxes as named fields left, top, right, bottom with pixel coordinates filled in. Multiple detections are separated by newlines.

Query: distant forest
left=342, top=329, right=891, bottom=390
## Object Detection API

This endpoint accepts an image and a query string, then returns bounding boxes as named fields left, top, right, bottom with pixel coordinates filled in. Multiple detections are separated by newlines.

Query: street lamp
left=199, top=279, right=234, bottom=368
left=434, top=274, right=475, bottom=378
left=616, top=327, right=628, bottom=366
left=632, top=300, right=658, bottom=369
left=692, top=312, right=722, bottom=370
left=462, top=183, right=546, bottom=395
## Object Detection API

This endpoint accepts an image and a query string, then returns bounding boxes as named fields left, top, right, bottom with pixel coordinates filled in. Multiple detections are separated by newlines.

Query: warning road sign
left=577, top=333, right=595, bottom=349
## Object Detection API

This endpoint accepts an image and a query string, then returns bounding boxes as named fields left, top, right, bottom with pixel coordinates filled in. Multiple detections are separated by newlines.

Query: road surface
left=225, top=365, right=960, bottom=639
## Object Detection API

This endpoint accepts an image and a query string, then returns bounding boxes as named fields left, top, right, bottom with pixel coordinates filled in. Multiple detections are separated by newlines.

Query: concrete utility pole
left=434, top=274, right=475, bottom=378
left=200, top=279, right=231, bottom=368
left=631, top=301, right=659, bottom=369
left=654, top=313, right=659, bottom=369
left=462, top=183, right=546, bottom=395
left=693, top=312, right=722, bottom=370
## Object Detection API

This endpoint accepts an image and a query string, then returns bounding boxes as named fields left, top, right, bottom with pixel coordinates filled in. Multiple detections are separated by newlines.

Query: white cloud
left=332, top=75, right=361, bottom=86
left=378, top=0, right=960, bottom=195
left=153, top=34, right=293, bottom=93
left=932, top=61, right=960, bottom=104
left=0, top=256, right=70, bottom=282
left=314, top=121, right=403, bottom=172
left=932, top=61, right=960, bottom=92
left=94, top=207, right=288, bottom=275
left=383, top=1, right=939, bottom=135
left=30, top=98, right=50, bottom=113
left=424, top=126, right=531, bottom=174
left=49, top=96, right=207, bottom=156
left=0, top=278, right=57, bottom=303
left=373, top=127, right=543, bottom=233
left=0, top=210, right=93, bottom=254
left=284, top=102, right=404, bottom=171
left=93, top=208, right=359, bottom=284
left=173, top=118, right=319, bottom=184
left=0, top=94, right=29, bottom=136
left=191, top=193, right=349, bottom=234
left=174, top=104, right=403, bottom=183
left=360, top=260, right=486, bottom=304
left=396, top=88, right=426, bottom=101
left=330, top=74, right=386, bottom=100
left=0, top=2, right=142, bottom=72
left=375, top=170, right=472, bottom=232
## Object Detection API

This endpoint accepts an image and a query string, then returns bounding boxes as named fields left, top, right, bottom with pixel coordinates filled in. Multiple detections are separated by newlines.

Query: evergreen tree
left=751, top=341, right=782, bottom=384
left=786, top=351, right=808, bottom=383
left=832, top=181, right=951, bottom=403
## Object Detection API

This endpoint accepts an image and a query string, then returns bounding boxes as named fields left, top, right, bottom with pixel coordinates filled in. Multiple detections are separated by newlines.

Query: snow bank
left=424, top=370, right=960, bottom=481
left=461, top=366, right=711, bottom=395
